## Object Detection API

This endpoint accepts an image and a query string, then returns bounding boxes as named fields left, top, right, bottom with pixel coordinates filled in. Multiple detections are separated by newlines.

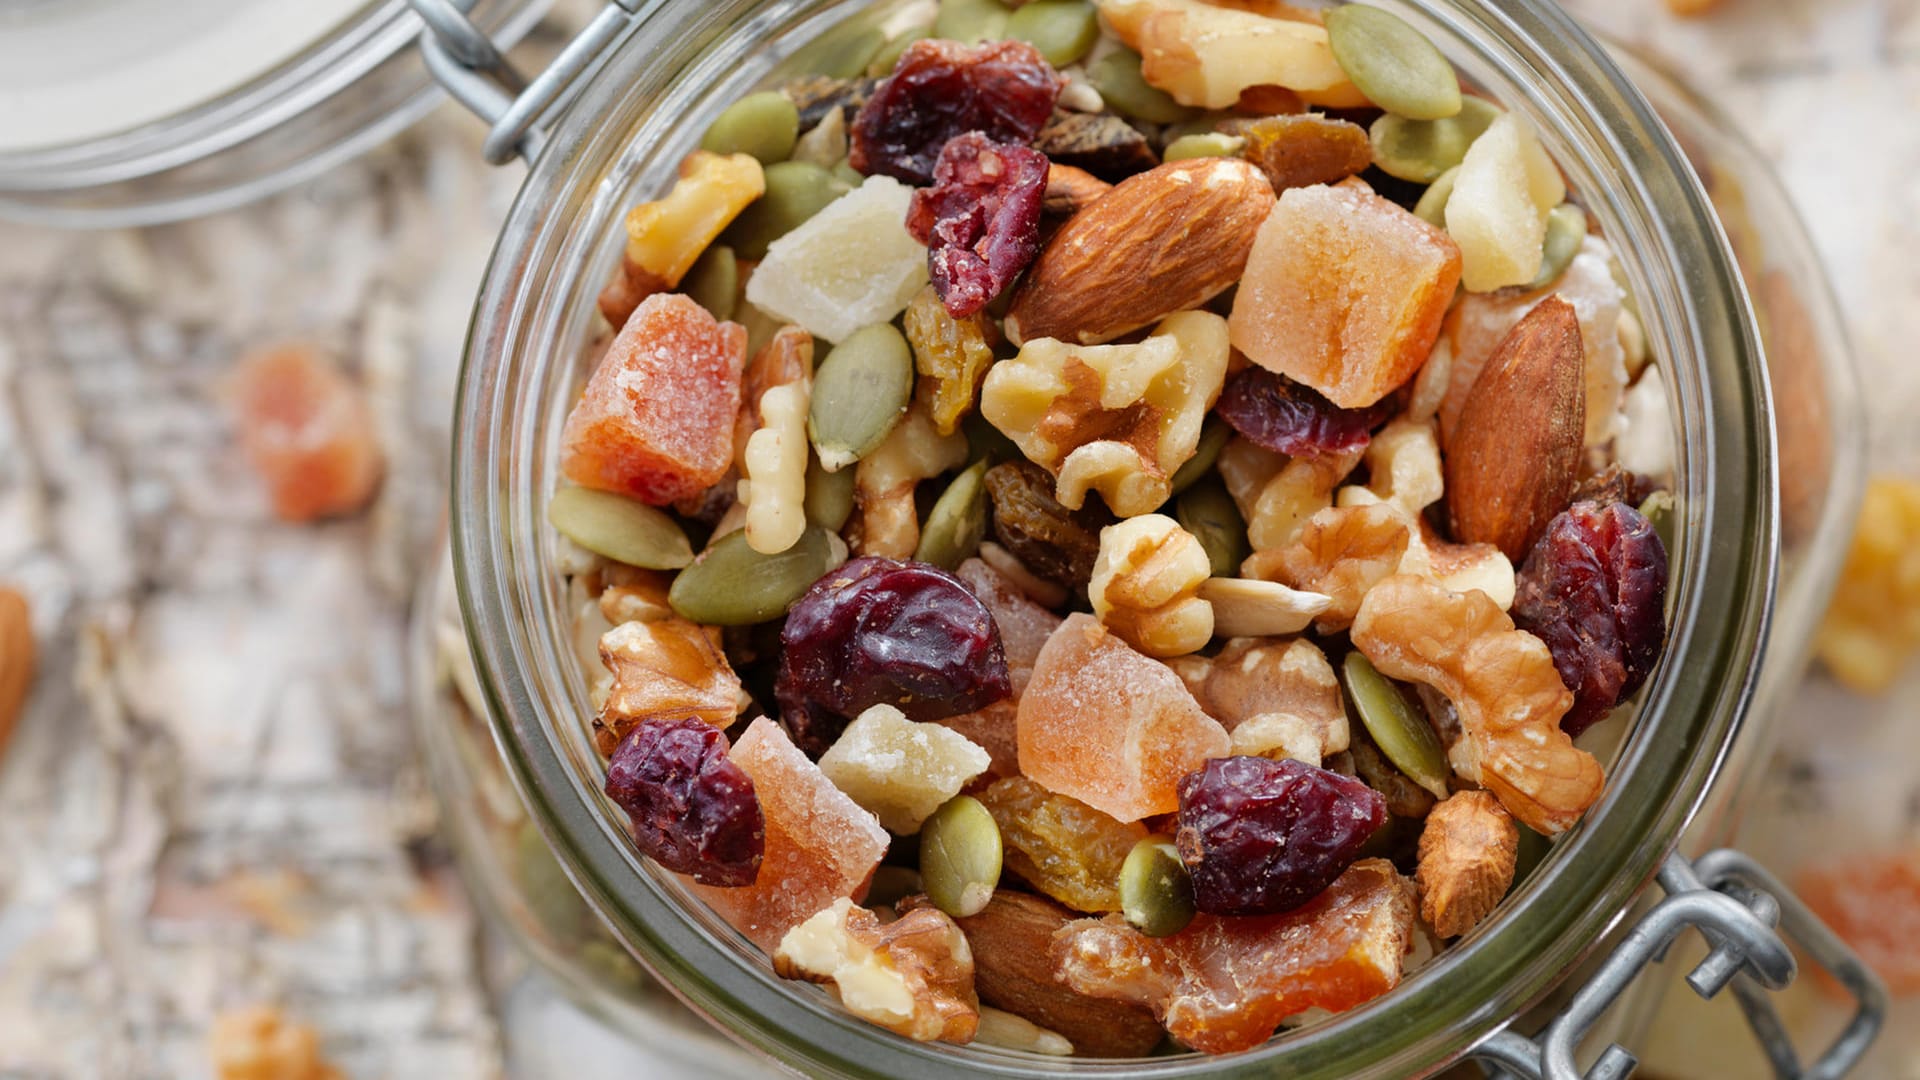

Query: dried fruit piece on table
left=1351, top=574, right=1603, bottom=835
left=686, top=717, right=889, bottom=951
left=849, top=38, right=1060, bottom=185
left=0, top=587, right=32, bottom=760
left=1795, top=849, right=1920, bottom=995
left=1816, top=476, right=1920, bottom=693
left=906, top=134, right=1050, bottom=318
left=1229, top=113, right=1373, bottom=191
left=1176, top=755, right=1387, bottom=915
left=775, top=897, right=980, bottom=1042
left=810, top=323, right=915, bottom=472
left=818, top=704, right=992, bottom=833
left=1417, top=790, right=1518, bottom=938
left=1089, top=515, right=1215, bottom=658
left=1004, top=158, right=1273, bottom=347
left=745, top=176, right=930, bottom=343
left=982, top=309, right=1230, bottom=517
left=1229, top=182, right=1461, bottom=409
left=594, top=618, right=745, bottom=754
left=1261, top=503, right=1412, bottom=632
left=904, top=285, right=996, bottom=437
left=918, top=794, right=1003, bottom=918
left=954, top=557, right=1064, bottom=693
left=561, top=293, right=746, bottom=506
left=1219, top=437, right=1365, bottom=551
left=1096, top=0, right=1361, bottom=110
left=1215, top=367, right=1394, bottom=458
left=210, top=1005, right=344, bottom=1080
left=229, top=344, right=385, bottom=523
left=605, top=717, right=766, bottom=887
left=1018, top=614, right=1230, bottom=821
left=853, top=401, right=970, bottom=559
left=977, top=775, right=1149, bottom=911
left=598, top=151, right=766, bottom=325
left=1030, top=110, right=1160, bottom=180
left=982, top=460, right=1111, bottom=595
left=1446, top=112, right=1566, bottom=292
left=1511, top=500, right=1668, bottom=737
left=1168, top=637, right=1349, bottom=766
left=1053, top=858, right=1415, bottom=1053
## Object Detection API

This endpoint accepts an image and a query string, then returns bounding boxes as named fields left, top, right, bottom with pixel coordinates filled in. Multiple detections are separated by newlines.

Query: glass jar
left=414, top=0, right=1873, bottom=1075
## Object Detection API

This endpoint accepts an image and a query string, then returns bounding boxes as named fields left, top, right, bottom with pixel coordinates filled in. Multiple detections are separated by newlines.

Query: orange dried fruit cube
left=560, top=293, right=748, bottom=506
left=977, top=775, right=1148, bottom=913
left=229, top=344, right=385, bottom=523
left=955, top=557, right=1064, bottom=695
left=1016, top=613, right=1230, bottom=821
left=1796, top=849, right=1920, bottom=995
left=1229, top=183, right=1461, bottom=409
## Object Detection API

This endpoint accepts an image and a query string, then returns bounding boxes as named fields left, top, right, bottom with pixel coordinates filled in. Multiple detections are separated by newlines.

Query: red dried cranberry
left=604, top=718, right=764, bottom=887
left=1175, top=756, right=1387, bottom=916
left=907, top=133, right=1049, bottom=318
left=850, top=39, right=1060, bottom=185
left=775, top=556, right=1012, bottom=755
left=1215, top=367, right=1395, bottom=458
left=1512, top=500, right=1669, bottom=737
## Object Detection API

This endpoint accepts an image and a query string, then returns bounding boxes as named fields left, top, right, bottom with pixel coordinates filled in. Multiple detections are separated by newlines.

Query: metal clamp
left=411, top=0, right=653, bottom=164
left=1470, top=848, right=1887, bottom=1080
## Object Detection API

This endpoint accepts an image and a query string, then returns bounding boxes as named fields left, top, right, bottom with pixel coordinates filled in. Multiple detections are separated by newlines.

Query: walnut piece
left=981, top=310, right=1229, bottom=518
left=742, top=379, right=812, bottom=555
left=1089, top=514, right=1215, bottom=658
left=594, top=618, right=746, bottom=755
left=1350, top=418, right=1444, bottom=518
left=209, top=1006, right=343, bottom=1080
left=1097, top=0, right=1363, bottom=110
left=1416, top=790, right=1519, bottom=938
left=599, top=151, right=765, bottom=325
left=853, top=401, right=969, bottom=558
left=1218, top=436, right=1365, bottom=551
left=1168, top=637, right=1349, bottom=766
left=1351, top=574, right=1604, bottom=835
left=774, top=897, right=981, bottom=1043
left=817, top=704, right=992, bottom=833
left=1253, top=503, right=1411, bottom=632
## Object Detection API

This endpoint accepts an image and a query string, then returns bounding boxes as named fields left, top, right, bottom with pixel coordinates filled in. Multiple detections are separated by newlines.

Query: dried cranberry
left=1215, top=368, right=1395, bottom=458
left=604, top=718, right=765, bottom=887
left=1512, top=500, right=1669, bottom=737
left=1175, top=756, right=1387, bottom=916
left=775, top=556, right=1012, bottom=755
left=849, top=39, right=1059, bottom=185
left=907, top=133, right=1049, bottom=318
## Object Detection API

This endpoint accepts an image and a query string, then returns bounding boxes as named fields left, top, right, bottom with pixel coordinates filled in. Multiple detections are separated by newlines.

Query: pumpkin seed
left=1340, top=651, right=1449, bottom=799
left=919, top=795, right=1002, bottom=918
left=683, top=245, right=738, bottom=320
left=1175, top=478, right=1248, bottom=578
left=700, top=91, right=801, bottom=165
left=1325, top=4, right=1462, bottom=122
left=1119, top=835, right=1195, bottom=938
left=577, top=939, right=646, bottom=989
left=1639, top=489, right=1676, bottom=556
left=1526, top=202, right=1588, bottom=290
left=802, top=24, right=887, bottom=78
left=915, top=459, right=991, bottom=570
left=1162, top=131, right=1247, bottom=162
left=963, top=411, right=1022, bottom=466
left=868, top=28, right=928, bottom=76
left=934, top=0, right=1012, bottom=44
left=804, top=454, right=857, bottom=530
left=1412, top=164, right=1460, bottom=228
left=1369, top=95, right=1500, bottom=183
left=1088, top=47, right=1198, bottom=125
left=1512, top=822, right=1553, bottom=885
left=1169, top=417, right=1231, bottom=496
left=831, top=157, right=864, bottom=188
left=810, top=323, right=914, bottom=471
left=864, top=865, right=926, bottom=911
left=668, top=525, right=840, bottom=625
left=547, top=486, right=694, bottom=569
left=722, top=160, right=849, bottom=261
left=1006, top=0, right=1099, bottom=67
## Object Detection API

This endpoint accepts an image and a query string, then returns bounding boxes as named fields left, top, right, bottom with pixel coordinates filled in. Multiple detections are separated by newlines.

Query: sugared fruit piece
left=818, top=704, right=992, bottom=833
left=229, top=344, right=385, bottom=522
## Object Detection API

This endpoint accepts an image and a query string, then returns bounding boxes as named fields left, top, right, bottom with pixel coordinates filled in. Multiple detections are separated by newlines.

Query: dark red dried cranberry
left=849, top=39, right=1060, bottom=185
left=775, top=556, right=1012, bottom=755
left=604, top=718, right=764, bottom=887
left=1512, top=500, right=1669, bottom=738
left=1175, top=756, right=1387, bottom=916
left=1215, top=367, right=1395, bottom=458
left=907, top=133, right=1049, bottom=318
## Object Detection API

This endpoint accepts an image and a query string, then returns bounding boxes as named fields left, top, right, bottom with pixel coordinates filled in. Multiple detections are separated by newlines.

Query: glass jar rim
left=449, top=0, right=1780, bottom=1074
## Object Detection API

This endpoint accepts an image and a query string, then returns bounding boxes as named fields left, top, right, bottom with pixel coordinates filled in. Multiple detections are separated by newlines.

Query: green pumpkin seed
left=804, top=454, right=857, bottom=530
left=1163, top=132, right=1247, bottom=162
left=1088, top=47, right=1198, bottom=125
left=831, top=157, right=864, bottom=188
left=1639, top=489, right=1676, bottom=557
left=915, top=459, right=990, bottom=570
left=1526, top=202, right=1588, bottom=290
left=963, top=411, right=1022, bottom=466
left=547, top=486, right=695, bottom=570
left=1175, top=478, right=1248, bottom=579
left=1169, top=417, right=1231, bottom=496
left=683, top=245, right=738, bottom=320
left=1120, top=836, right=1195, bottom=938
left=1341, top=652, right=1449, bottom=799
left=934, top=0, right=1012, bottom=44
left=868, top=28, right=929, bottom=77
left=1369, top=95, right=1500, bottom=183
left=1413, top=164, right=1459, bottom=228
left=722, top=160, right=849, bottom=261
left=700, top=91, right=801, bottom=165
left=802, top=24, right=887, bottom=78
left=810, top=323, right=914, bottom=471
left=1325, top=4, right=1462, bottom=122
left=1512, top=823, right=1553, bottom=886
left=1006, top=0, right=1099, bottom=67
left=864, top=865, right=926, bottom=911
left=919, top=795, right=1002, bottom=918
left=668, top=525, right=840, bottom=625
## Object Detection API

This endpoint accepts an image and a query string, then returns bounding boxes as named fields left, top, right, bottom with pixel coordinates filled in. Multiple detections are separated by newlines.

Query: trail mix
left=552, top=0, right=1672, bottom=1057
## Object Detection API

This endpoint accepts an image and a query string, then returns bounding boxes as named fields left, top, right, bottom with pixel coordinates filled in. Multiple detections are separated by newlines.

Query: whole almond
left=0, top=587, right=34, bottom=759
left=1006, top=157, right=1276, bottom=347
left=1444, top=296, right=1586, bottom=560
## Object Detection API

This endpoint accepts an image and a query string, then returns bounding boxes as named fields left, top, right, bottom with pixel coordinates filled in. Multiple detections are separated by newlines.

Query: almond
left=1443, top=296, right=1586, bottom=561
left=1040, top=163, right=1112, bottom=220
left=0, top=586, right=33, bottom=760
left=901, top=890, right=1165, bottom=1057
left=1006, top=157, right=1275, bottom=347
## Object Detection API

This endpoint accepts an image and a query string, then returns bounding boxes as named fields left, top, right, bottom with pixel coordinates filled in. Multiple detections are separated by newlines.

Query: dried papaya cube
left=1016, top=613, right=1229, bottom=821
left=1052, top=858, right=1415, bottom=1053
left=1796, top=849, right=1920, bottom=995
left=978, top=776, right=1148, bottom=913
left=955, top=557, right=1064, bottom=694
left=229, top=344, right=384, bottom=523
left=686, top=717, right=890, bottom=952
left=560, top=293, right=747, bottom=506
left=1229, top=183, right=1461, bottom=409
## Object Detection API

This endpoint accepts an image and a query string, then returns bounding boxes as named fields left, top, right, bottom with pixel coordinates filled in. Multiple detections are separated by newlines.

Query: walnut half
left=594, top=618, right=746, bottom=755
left=1089, top=514, right=1214, bottom=658
left=775, top=897, right=980, bottom=1043
left=1416, top=790, right=1518, bottom=938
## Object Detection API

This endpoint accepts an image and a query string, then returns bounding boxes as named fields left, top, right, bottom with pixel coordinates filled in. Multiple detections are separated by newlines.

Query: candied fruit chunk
left=230, top=344, right=385, bottom=523
left=1446, top=113, right=1565, bottom=293
left=1176, top=756, right=1386, bottom=915
left=744, top=176, right=930, bottom=343
left=1096, top=0, right=1359, bottom=110
left=907, top=133, right=1049, bottom=319
left=955, top=557, right=1064, bottom=694
left=600, top=151, right=766, bottom=325
left=850, top=38, right=1060, bottom=185
left=1229, top=183, right=1462, bottom=409
left=593, top=617, right=744, bottom=755
left=1511, top=501, right=1668, bottom=737
left=1017, top=613, right=1230, bottom=822
left=1052, top=858, right=1415, bottom=1053
left=979, top=776, right=1149, bottom=912
left=818, top=704, right=992, bottom=833
left=1816, top=476, right=1920, bottom=692
left=1216, top=367, right=1394, bottom=459
left=560, top=294, right=747, bottom=505
left=935, top=700, right=1022, bottom=780
left=604, top=718, right=765, bottom=887
left=905, top=285, right=996, bottom=437
left=686, top=717, right=889, bottom=952
left=210, top=1005, right=343, bottom=1080
left=1796, top=849, right=1920, bottom=995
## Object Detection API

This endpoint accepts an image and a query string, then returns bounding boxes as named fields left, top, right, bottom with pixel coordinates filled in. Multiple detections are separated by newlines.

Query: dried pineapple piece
left=818, top=704, right=992, bottom=833
left=1445, top=113, right=1566, bottom=292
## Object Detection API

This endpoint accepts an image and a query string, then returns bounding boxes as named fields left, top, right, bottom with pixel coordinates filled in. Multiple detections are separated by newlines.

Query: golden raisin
left=978, top=775, right=1149, bottom=913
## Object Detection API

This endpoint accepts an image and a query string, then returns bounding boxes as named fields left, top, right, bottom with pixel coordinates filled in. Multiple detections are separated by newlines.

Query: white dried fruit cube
left=745, top=176, right=930, bottom=343
left=1446, top=113, right=1565, bottom=292
left=818, top=704, right=992, bottom=833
